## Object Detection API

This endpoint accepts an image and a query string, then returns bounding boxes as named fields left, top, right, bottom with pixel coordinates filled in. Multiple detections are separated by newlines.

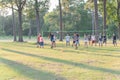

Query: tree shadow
left=10, top=43, right=36, bottom=48
left=54, top=48, right=120, bottom=58
left=2, top=48, right=120, bottom=75
left=54, top=48, right=80, bottom=53
left=11, top=42, right=51, bottom=49
left=87, top=47, right=120, bottom=52
left=0, top=57, right=66, bottom=80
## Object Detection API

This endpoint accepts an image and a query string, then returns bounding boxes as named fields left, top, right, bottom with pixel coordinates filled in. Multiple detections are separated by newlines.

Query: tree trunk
left=94, top=0, right=99, bottom=42
left=28, top=20, right=32, bottom=39
left=35, top=0, right=41, bottom=35
left=103, top=0, right=107, bottom=35
left=91, top=11, right=95, bottom=35
left=12, top=4, right=17, bottom=41
left=118, top=24, right=120, bottom=41
left=18, top=9, right=23, bottom=42
left=117, top=0, right=120, bottom=39
left=59, top=0, right=63, bottom=41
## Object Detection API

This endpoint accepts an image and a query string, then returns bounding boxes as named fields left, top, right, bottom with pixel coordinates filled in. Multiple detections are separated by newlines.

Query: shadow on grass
left=2, top=48, right=120, bottom=75
left=54, top=48, right=80, bottom=53
left=11, top=42, right=51, bottom=49
left=63, top=47, right=120, bottom=54
left=11, top=43, right=36, bottom=48
left=54, top=48, right=120, bottom=58
left=0, top=57, right=66, bottom=80
left=86, top=47, right=120, bottom=53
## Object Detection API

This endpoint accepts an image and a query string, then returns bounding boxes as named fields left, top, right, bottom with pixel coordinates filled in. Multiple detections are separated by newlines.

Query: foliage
left=0, top=0, right=119, bottom=38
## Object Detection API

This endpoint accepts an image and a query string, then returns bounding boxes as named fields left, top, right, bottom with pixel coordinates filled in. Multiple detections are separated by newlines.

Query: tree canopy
left=0, top=0, right=119, bottom=41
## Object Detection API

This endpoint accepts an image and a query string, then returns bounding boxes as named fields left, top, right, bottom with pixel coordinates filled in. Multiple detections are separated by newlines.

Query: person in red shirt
left=39, top=35, right=44, bottom=48
left=37, top=33, right=44, bottom=48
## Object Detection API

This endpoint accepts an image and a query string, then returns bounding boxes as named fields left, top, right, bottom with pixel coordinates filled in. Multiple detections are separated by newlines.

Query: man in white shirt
left=91, top=34, right=96, bottom=46
left=65, top=34, right=70, bottom=46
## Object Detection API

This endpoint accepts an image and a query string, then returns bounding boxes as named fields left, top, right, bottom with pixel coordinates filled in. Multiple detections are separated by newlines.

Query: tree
left=43, top=0, right=93, bottom=37
left=103, top=0, right=107, bottom=34
left=0, top=0, right=17, bottom=41
left=25, top=0, right=35, bottom=39
left=59, top=0, right=63, bottom=41
left=62, top=0, right=69, bottom=31
left=34, top=0, right=49, bottom=35
left=15, top=0, right=26, bottom=42
left=94, top=0, right=99, bottom=41
left=11, top=1, right=17, bottom=41
left=35, top=0, right=41, bottom=35
left=117, top=0, right=120, bottom=39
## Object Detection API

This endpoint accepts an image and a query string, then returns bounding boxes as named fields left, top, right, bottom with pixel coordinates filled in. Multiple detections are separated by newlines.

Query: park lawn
left=0, top=41, right=120, bottom=80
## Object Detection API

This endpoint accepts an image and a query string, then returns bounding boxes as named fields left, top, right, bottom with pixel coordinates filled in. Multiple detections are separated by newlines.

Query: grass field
left=0, top=41, right=120, bottom=80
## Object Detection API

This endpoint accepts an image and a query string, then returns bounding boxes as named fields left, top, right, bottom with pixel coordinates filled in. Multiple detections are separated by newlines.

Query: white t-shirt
left=91, top=35, right=96, bottom=41
left=66, top=36, right=70, bottom=42
left=53, top=36, right=56, bottom=41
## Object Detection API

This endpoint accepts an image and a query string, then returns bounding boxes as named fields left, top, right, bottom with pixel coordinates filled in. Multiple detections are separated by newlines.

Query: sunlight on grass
left=0, top=41, right=120, bottom=80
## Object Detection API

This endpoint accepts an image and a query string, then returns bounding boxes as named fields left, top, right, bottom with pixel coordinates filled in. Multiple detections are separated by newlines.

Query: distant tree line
left=0, top=0, right=119, bottom=42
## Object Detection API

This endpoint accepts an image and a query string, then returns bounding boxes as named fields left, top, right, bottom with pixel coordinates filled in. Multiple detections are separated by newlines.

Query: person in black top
left=72, top=33, right=76, bottom=47
left=103, top=34, right=107, bottom=46
left=113, top=33, right=117, bottom=46
left=76, top=33, right=80, bottom=46
left=98, top=33, right=103, bottom=47
left=88, top=34, right=91, bottom=45
left=49, top=33, right=56, bottom=48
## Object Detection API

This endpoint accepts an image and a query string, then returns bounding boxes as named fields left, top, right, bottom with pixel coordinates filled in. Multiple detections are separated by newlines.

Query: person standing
left=72, top=33, right=76, bottom=47
left=76, top=33, right=80, bottom=46
left=39, top=35, right=44, bottom=48
left=91, top=34, right=96, bottom=46
left=65, top=34, right=70, bottom=46
left=49, top=33, right=56, bottom=48
left=98, top=33, right=103, bottom=47
left=88, top=34, right=91, bottom=45
left=74, top=33, right=79, bottom=49
left=84, top=34, right=88, bottom=48
left=103, top=34, right=107, bottom=46
left=113, top=33, right=117, bottom=46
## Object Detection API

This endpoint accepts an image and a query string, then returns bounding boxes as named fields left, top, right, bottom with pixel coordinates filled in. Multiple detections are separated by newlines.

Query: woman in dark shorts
left=88, top=34, right=91, bottom=45
left=103, top=34, right=107, bottom=46
left=49, top=33, right=56, bottom=48
left=113, top=34, right=117, bottom=46
left=72, top=33, right=76, bottom=47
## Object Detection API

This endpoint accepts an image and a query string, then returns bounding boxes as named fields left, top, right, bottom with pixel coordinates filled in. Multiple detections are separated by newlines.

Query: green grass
left=0, top=41, right=120, bottom=80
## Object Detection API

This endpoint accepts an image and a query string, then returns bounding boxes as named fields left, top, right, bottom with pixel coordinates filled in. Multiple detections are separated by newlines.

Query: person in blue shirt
left=49, top=33, right=56, bottom=48
left=113, top=33, right=117, bottom=46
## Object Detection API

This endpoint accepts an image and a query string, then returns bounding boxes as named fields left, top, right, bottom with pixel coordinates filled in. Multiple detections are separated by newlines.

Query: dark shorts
left=66, top=41, right=70, bottom=43
left=39, top=42, right=44, bottom=46
left=88, top=38, right=91, bottom=41
left=92, top=40, right=95, bottom=43
left=75, top=41, right=79, bottom=45
left=51, top=38, right=55, bottom=42
left=51, top=40, right=55, bottom=43
left=103, top=39, right=106, bottom=43
left=113, top=40, right=116, bottom=44
left=73, top=41, right=75, bottom=43
left=99, top=38, right=102, bottom=41
left=52, top=41, right=55, bottom=43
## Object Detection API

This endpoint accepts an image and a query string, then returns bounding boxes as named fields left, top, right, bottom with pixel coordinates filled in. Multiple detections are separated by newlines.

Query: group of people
left=92, top=33, right=117, bottom=47
left=37, top=33, right=56, bottom=48
left=66, top=33, right=80, bottom=49
left=37, top=33, right=118, bottom=49
left=65, top=33, right=118, bottom=48
left=37, top=33, right=44, bottom=48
